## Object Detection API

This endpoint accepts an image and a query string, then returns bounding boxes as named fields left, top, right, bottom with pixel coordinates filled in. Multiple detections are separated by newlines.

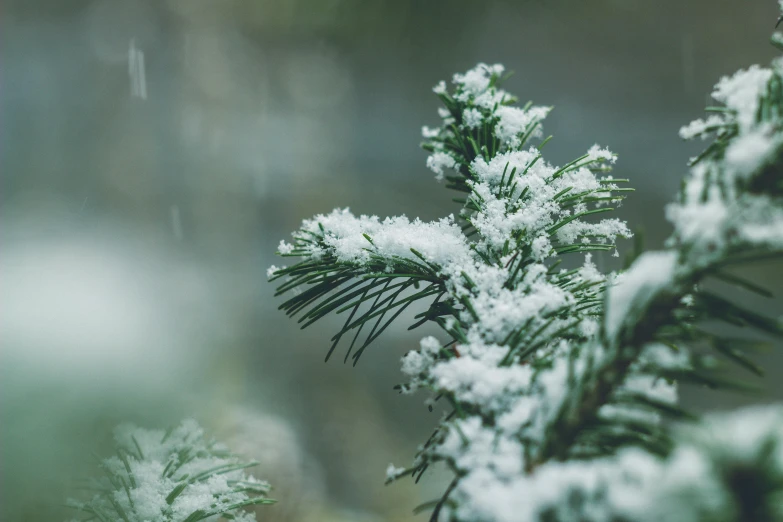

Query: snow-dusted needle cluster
left=669, top=63, right=783, bottom=265
left=272, top=14, right=783, bottom=520
left=454, top=404, right=783, bottom=522
left=66, top=419, right=274, bottom=522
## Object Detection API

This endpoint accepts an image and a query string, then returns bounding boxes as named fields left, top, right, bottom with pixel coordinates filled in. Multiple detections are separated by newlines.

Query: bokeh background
left=2, top=0, right=783, bottom=520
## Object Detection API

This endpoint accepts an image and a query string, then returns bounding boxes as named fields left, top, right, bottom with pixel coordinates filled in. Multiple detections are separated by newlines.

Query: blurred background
left=2, top=0, right=783, bottom=520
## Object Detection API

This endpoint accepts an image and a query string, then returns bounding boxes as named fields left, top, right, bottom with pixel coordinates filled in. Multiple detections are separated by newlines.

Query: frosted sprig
left=272, top=12, right=783, bottom=519
left=272, top=62, right=643, bottom=516
left=669, top=60, right=783, bottom=264
left=519, top=15, right=783, bottom=522
left=66, top=420, right=274, bottom=522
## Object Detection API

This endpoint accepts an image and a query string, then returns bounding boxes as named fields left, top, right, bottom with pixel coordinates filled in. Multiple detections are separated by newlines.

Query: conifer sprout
left=271, top=6, right=783, bottom=520
left=66, top=419, right=275, bottom=522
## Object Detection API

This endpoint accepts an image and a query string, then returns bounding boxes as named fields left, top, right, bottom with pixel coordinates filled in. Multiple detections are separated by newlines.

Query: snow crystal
left=494, top=105, right=550, bottom=146
left=473, top=88, right=510, bottom=111
left=400, top=350, right=429, bottom=377
left=557, top=217, right=630, bottom=245
left=470, top=148, right=544, bottom=185
left=426, top=151, right=457, bottom=180
left=452, top=63, right=504, bottom=100
left=462, top=107, right=483, bottom=129
left=531, top=234, right=552, bottom=260
left=401, top=336, right=441, bottom=381
left=277, top=240, right=294, bottom=255
left=586, top=144, right=617, bottom=164
left=579, top=253, right=605, bottom=283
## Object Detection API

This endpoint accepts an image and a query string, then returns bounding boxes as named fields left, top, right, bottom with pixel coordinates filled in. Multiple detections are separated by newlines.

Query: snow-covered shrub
left=270, top=6, right=783, bottom=521
left=66, top=419, right=274, bottom=522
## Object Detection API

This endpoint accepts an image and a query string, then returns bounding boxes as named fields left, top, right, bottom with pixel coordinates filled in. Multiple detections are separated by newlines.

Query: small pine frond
left=66, top=420, right=274, bottom=522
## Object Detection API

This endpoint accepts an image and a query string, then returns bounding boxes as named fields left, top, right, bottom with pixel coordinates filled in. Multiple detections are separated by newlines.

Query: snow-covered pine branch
left=270, top=63, right=630, bottom=368
left=537, top=12, right=783, bottom=470
left=271, top=62, right=639, bottom=516
left=271, top=6, right=783, bottom=520
left=456, top=404, right=783, bottom=521
left=66, top=420, right=274, bottom=522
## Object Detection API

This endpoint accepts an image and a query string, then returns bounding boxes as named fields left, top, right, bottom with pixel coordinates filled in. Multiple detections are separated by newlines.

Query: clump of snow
left=724, top=125, right=779, bottom=177
left=494, top=105, right=551, bottom=147
left=679, top=115, right=725, bottom=140
left=605, top=251, right=678, bottom=343
left=531, top=234, right=552, bottom=260
left=586, top=144, right=617, bottom=164
left=385, top=464, right=407, bottom=482
left=266, top=265, right=285, bottom=278
left=696, top=405, right=783, bottom=464
left=468, top=148, right=629, bottom=252
left=452, top=63, right=504, bottom=101
left=462, top=108, right=484, bottom=129
left=431, top=356, right=534, bottom=410
left=736, top=198, right=783, bottom=249
left=277, top=240, right=295, bottom=255
left=401, top=336, right=442, bottom=389
left=421, top=125, right=440, bottom=138
left=665, top=174, right=728, bottom=254
left=426, top=151, right=458, bottom=180
left=293, top=208, right=473, bottom=267
left=639, top=343, right=691, bottom=370
left=601, top=372, right=678, bottom=425
left=437, top=417, right=525, bottom=480
left=470, top=148, right=542, bottom=185
left=712, top=65, right=772, bottom=131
